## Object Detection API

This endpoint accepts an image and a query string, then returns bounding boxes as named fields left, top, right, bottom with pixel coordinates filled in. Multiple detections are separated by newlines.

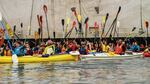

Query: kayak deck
left=0, top=54, right=79, bottom=63
left=81, top=53, right=143, bottom=60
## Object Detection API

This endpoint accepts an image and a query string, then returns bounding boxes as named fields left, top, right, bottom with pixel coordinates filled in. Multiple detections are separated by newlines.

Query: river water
left=0, top=58, right=150, bottom=84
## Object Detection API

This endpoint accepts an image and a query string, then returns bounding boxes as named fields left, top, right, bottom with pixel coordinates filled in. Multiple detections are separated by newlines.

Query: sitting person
left=144, top=45, right=150, bottom=57
left=4, top=45, right=12, bottom=56
left=32, top=45, right=39, bottom=55
left=14, top=41, right=26, bottom=56
left=79, top=42, right=87, bottom=55
left=42, top=40, right=55, bottom=56
left=115, top=39, right=124, bottom=55
left=38, top=42, right=46, bottom=54
left=61, top=44, right=67, bottom=54
left=55, top=42, right=61, bottom=54
left=101, top=40, right=110, bottom=52
left=130, top=42, right=140, bottom=52
left=24, top=42, right=33, bottom=55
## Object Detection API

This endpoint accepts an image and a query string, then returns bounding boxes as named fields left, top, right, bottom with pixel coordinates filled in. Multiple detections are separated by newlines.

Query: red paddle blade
left=43, top=5, right=48, bottom=14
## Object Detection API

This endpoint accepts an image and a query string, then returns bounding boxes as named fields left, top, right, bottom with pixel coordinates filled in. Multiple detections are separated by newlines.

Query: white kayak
left=80, top=52, right=143, bottom=60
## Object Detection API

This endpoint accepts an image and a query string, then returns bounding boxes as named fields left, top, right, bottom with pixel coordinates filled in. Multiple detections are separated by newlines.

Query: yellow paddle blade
left=67, top=18, right=70, bottom=25
left=102, top=16, right=106, bottom=24
left=34, top=31, right=39, bottom=40
left=6, top=23, right=13, bottom=37
left=78, top=15, right=82, bottom=22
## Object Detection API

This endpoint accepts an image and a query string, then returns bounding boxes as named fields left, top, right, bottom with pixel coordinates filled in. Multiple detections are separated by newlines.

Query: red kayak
left=144, top=52, right=150, bottom=57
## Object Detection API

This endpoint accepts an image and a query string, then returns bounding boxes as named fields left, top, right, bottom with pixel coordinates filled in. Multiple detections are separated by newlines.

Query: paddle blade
left=20, top=23, right=23, bottom=28
left=117, top=21, right=120, bottom=28
left=132, top=27, right=136, bottom=32
left=78, top=15, right=82, bottom=22
left=12, top=54, right=18, bottom=63
left=84, top=17, right=89, bottom=24
left=61, top=19, right=65, bottom=26
left=145, top=21, right=149, bottom=28
left=13, top=25, right=16, bottom=32
left=67, top=18, right=70, bottom=25
left=106, top=13, right=109, bottom=21
left=118, top=6, right=121, bottom=14
left=0, top=12, right=2, bottom=21
left=43, top=5, right=48, bottom=14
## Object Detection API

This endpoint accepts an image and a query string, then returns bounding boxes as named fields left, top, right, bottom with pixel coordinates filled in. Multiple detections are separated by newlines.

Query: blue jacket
left=130, top=45, right=140, bottom=52
left=14, top=46, right=26, bottom=56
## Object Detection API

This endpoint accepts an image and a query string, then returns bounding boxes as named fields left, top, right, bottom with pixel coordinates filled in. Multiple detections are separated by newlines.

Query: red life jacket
left=115, top=44, right=123, bottom=54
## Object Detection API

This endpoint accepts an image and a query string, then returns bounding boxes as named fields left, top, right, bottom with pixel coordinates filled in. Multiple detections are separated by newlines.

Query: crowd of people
left=0, top=39, right=149, bottom=56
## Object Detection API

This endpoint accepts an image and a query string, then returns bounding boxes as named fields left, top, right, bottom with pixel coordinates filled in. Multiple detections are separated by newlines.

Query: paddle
left=0, top=12, right=18, bottom=63
left=65, top=21, right=76, bottom=38
left=84, top=17, right=89, bottom=38
left=43, top=5, right=50, bottom=39
left=145, top=21, right=149, bottom=46
left=61, top=19, right=65, bottom=38
left=105, top=6, right=121, bottom=38
left=101, top=13, right=109, bottom=38
left=65, top=18, right=70, bottom=37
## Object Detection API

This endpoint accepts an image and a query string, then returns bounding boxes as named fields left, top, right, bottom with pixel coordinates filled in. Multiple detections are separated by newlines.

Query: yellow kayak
left=0, top=54, right=79, bottom=63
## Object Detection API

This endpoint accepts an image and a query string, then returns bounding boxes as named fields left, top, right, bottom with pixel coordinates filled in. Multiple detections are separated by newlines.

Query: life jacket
left=43, top=45, right=55, bottom=55
left=102, top=44, right=109, bottom=52
left=115, top=44, right=123, bottom=54
left=61, top=47, right=66, bottom=54
left=4, top=50, right=12, bottom=56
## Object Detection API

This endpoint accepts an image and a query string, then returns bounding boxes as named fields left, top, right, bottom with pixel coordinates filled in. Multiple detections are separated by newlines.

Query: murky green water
left=0, top=58, right=150, bottom=84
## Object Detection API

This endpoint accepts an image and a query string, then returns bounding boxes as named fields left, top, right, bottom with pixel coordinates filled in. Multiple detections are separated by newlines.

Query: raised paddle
left=0, top=12, right=18, bottom=63
left=61, top=19, right=65, bottom=38
left=145, top=21, right=149, bottom=46
left=84, top=17, right=89, bottom=38
left=43, top=5, right=50, bottom=39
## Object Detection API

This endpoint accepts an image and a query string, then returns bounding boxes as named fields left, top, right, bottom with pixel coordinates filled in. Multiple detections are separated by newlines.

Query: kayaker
left=4, top=45, right=12, bottom=56
left=38, top=42, right=46, bottom=54
left=79, top=42, right=87, bottom=55
left=24, top=42, right=33, bottom=55
left=101, top=40, right=110, bottom=52
left=115, top=39, right=123, bottom=55
left=42, top=40, right=55, bottom=56
left=130, top=41, right=140, bottom=52
left=144, top=45, right=150, bottom=57
left=14, top=41, right=26, bottom=56
left=67, top=41, right=78, bottom=53
left=61, top=44, right=67, bottom=54
left=55, top=42, right=61, bottom=54
left=140, top=44, right=145, bottom=51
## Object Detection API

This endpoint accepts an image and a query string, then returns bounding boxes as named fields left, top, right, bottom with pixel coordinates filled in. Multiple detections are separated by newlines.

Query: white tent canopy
left=0, top=0, right=150, bottom=38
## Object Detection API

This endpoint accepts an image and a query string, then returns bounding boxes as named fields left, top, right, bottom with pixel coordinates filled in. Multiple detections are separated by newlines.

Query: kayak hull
left=0, top=54, right=79, bottom=63
left=144, top=52, right=150, bottom=57
left=81, top=53, right=143, bottom=60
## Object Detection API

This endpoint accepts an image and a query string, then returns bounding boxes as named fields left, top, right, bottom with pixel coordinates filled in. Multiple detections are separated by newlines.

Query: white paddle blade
left=0, top=12, right=2, bottom=21
left=12, top=54, right=18, bottom=63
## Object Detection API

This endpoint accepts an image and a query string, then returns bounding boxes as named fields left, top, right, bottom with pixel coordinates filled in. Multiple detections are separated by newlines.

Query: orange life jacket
left=115, top=44, right=123, bottom=54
